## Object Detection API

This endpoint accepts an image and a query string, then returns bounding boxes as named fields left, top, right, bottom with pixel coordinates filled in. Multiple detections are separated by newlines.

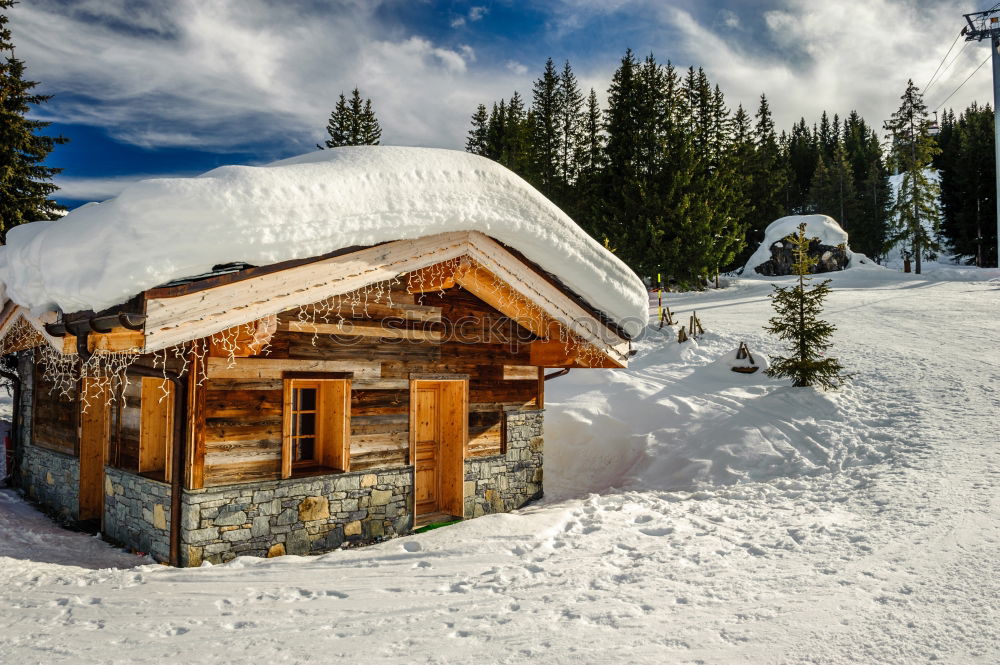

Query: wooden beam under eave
left=61, top=329, right=146, bottom=354
left=277, top=320, right=444, bottom=342
left=528, top=339, right=623, bottom=368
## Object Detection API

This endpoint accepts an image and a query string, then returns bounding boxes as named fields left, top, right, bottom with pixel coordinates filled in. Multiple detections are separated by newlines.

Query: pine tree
left=0, top=0, right=67, bottom=241
left=485, top=100, right=506, bottom=160
left=466, top=104, right=489, bottom=155
left=320, top=87, right=382, bottom=148
left=556, top=60, right=585, bottom=189
left=842, top=110, right=892, bottom=260
left=887, top=79, right=940, bottom=274
left=938, top=103, right=996, bottom=266
left=502, top=91, right=531, bottom=174
left=786, top=118, right=818, bottom=213
left=742, top=94, right=788, bottom=264
left=764, top=223, right=846, bottom=389
left=808, top=140, right=860, bottom=230
left=572, top=88, right=604, bottom=237
left=529, top=58, right=562, bottom=196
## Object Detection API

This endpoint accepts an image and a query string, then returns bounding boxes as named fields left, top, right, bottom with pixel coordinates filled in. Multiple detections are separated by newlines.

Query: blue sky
left=9, top=0, right=988, bottom=209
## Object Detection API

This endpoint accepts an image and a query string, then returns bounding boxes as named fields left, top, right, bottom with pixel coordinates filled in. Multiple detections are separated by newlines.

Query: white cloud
left=450, top=17, right=466, bottom=28
left=537, top=0, right=987, bottom=132
left=11, top=0, right=987, bottom=162
left=10, top=0, right=524, bottom=152
left=506, top=60, right=529, bottom=76
left=468, top=6, right=488, bottom=22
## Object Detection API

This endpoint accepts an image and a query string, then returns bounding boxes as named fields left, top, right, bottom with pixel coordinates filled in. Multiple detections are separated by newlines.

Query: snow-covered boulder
left=0, top=146, right=648, bottom=335
left=744, top=214, right=852, bottom=276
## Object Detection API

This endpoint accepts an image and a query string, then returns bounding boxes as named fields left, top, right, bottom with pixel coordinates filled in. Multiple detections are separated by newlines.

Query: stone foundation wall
left=464, top=409, right=543, bottom=518
left=180, top=467, right=413, bottom=566
left=22, top=443, right=79, bottom=521
left=103, top=467, right=171, bottom=562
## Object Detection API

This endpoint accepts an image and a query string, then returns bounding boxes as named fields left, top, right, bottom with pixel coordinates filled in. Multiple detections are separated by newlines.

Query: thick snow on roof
left=742, top=214, right=852, bottom=274
left=0, top=147, right=647, bottom=336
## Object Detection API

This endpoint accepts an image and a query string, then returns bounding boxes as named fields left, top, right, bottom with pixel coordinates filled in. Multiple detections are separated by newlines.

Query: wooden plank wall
left=199, top=286, right=542, bottom=487
left=31, top=361, right=79, bottom=456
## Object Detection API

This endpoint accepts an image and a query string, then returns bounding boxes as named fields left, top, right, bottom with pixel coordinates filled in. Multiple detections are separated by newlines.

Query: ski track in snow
left=0, top=269, right=997, bottom=664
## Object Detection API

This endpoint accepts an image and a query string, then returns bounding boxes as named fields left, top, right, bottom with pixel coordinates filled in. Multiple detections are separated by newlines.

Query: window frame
left=281, top=375, right=351, bottom=478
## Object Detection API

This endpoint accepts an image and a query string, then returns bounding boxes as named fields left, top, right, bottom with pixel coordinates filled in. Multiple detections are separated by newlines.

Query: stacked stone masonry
left=22, top=443, right=79, bottom=521
left=18, top=408, right=543, bottom=566
left=180, top=467, right=414, bottom=566
left=464, top=410, right=543, bottom=518
left=103, top=467, right=171, bottom=562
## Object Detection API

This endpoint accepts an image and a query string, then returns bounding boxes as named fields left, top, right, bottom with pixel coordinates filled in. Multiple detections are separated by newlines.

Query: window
left=282, top=377, right=350, bottom=477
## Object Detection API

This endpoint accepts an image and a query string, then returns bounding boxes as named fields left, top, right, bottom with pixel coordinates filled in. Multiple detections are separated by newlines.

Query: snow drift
left=0, top=147, right=648, bottom=335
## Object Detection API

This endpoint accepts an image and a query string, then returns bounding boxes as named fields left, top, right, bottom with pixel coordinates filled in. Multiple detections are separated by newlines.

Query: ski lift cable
left=925, top=39, right=971, bottom=96
left=923, top=29, right=964, bottom=93
left=932, top=53, right=991, bottom=113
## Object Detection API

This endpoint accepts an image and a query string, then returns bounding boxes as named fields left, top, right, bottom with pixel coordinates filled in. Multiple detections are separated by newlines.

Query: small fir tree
left=319, top=87, right=381, bottom=148
left=0, top=0, right=68, bottom=241
left=764, top=222, right=846, bottom=389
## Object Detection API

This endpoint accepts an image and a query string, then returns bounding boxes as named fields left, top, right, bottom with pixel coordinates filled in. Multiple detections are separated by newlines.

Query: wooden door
left=413, top=383, right=441, bottom=516
left=79, top=379, right=111, bottom=521
left=411, top=380, right=467, bottom=519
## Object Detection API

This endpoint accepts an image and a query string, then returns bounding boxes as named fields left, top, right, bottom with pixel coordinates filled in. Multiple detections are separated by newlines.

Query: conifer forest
left=464, top=51, right=999, bottom=283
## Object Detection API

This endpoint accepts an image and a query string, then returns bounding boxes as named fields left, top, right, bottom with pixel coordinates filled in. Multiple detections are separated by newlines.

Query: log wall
left=199, top=287, right=541, bottom=488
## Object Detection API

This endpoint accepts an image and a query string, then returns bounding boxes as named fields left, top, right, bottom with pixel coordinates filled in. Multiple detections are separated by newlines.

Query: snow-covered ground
left=1, top=266, right=998, bottom=664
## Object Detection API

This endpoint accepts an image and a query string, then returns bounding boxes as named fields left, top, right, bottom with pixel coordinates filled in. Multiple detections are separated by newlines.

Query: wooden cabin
left=3, top=230, right=633, bottom=566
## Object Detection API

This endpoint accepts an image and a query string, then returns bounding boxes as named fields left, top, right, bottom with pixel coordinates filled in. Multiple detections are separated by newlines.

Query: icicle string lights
left=5, top=256, right=610, bottom=411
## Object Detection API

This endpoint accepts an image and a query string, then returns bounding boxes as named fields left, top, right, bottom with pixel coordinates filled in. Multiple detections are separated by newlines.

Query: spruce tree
left=842, top=111, right=892, bottom=260
left=808, top=140, right=860, bottom=230
left=572, top=88, right=604, bottom=237
left=786, top=118, right=818, bottom=214
left=742, top=94, right=787, bottom=264
left=320, top=87, right=382, bottom=148
left=887, top=79, right=940, bottom=274
left=529, top=58, right=562, bottom=196
left=764, top=223, right=846, bottom=389
left=556, top=60, right=585, bottom=190
left=466, top=104, right=489, bottom=156
left=502, top=91, right=531, bottom=174
left=0, top=0, right=67, bottom=241
left=938, top=103, right=996, bottom=266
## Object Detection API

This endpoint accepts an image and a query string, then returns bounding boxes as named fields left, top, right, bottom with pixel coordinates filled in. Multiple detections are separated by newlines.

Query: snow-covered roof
left=0, top=147, right=647, bottom=336
left=742, top=214, right=851, bottom=274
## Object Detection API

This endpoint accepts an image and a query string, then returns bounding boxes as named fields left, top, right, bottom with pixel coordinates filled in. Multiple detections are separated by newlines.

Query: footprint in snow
left=402, top=541, right=421, bottom=552
left=638, top=526, right=675, bottom=537
left=633, top=514, right=654, bottom=524
left=222, top=621, right=257, bottom=630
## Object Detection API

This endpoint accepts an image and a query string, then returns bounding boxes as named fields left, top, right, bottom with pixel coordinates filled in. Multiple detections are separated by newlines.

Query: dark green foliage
left=529, top=58, right=561, bottom=197
left=785, top=118, right=819, bottom=214
left=936, top=103, right=997, bottom=267
left=808, top=141, right=860, bottom=232
left=466, top=104, right=489, bottom=156
left=842, top=111, right=892, bottom=260
left=764, top=223, right=846, bottom=389
left=0, top=0, right=67, bottom=242
left=462, top=50, right=911, bottom=286
left=886, top=79, right=940, bottom=274
left=320, top=87, right=381, bottom=148
left=741, top=95, right=788, bottom=264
